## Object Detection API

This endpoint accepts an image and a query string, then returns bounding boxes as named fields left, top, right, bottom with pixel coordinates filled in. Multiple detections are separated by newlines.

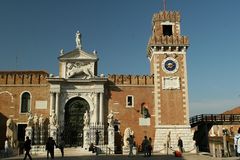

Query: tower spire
left=163, top=0, right=166, bottom=11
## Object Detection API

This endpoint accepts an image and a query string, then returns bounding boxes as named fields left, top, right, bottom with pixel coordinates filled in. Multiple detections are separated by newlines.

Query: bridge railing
left=190, top=114, right=240, bottom=127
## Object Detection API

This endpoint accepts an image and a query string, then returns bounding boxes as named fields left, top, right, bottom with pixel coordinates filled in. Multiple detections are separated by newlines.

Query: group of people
left=20, top=136, right=65, bottom=159
left=127, top=135, right=184, bottom=157
left=141, top=136, right=152, bottom=157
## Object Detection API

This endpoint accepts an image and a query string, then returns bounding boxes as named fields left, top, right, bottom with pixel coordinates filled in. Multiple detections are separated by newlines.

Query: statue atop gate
left=75, top=31, right=82, bottom=49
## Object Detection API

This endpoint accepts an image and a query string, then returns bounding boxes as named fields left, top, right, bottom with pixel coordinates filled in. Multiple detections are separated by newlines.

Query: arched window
left=21, top=92, right=31, bottom=113
left=141, top=102, right=150, bottom=118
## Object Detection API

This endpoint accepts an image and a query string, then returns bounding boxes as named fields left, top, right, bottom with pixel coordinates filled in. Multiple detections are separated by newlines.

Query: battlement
left=108, top=74, right=154, bottom=85
left=0, top=71, right=49, bottom=85
left=147, top=10, right=189, bottom=58
left=148, top=35, right=189, bottom=47
left=152, top=11, right=180, bottom=23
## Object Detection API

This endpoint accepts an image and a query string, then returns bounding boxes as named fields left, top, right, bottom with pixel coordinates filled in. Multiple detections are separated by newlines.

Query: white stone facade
left=153, top=125, right=196, bottom=153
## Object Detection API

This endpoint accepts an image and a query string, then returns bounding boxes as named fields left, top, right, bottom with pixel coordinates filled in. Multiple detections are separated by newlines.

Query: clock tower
left=147, top=11, right=195, bottom=153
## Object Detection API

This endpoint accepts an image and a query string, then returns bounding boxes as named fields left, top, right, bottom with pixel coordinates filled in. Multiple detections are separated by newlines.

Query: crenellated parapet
left=152, top=11, right=180, bottom=23
left=148, top=35, right=189, bottom=47
left=147, top=10, right=189, bottom=58
left=0, top=71, right=49, bottom=85
left=108, top=74, right=154, bottom=85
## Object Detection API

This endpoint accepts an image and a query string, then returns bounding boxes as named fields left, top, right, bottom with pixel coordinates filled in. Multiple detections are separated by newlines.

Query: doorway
left=64, top=97, right=90, bottom=147
left=18, top=124, right=27, bottom=154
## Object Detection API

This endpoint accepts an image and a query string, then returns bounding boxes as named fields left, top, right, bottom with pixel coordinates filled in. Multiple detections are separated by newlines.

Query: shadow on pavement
left=3, top=154, right=186, bottom=160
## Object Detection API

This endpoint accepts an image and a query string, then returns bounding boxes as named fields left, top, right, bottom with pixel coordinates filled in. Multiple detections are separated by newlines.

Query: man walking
left=46, top=137, right=57, bottom=159
left=23, top=136, right=32, bottom=160
left=127, top=135, right=134, bottom=156
left=141, top=136, right=149, bottom=157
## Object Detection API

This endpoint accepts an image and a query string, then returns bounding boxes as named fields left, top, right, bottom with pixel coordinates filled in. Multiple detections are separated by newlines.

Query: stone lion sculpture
left=123, top=127, right=134, bottom=148
left=6, top=118, right=18, bottom=148
left=67, top=62, right=93, bottom=79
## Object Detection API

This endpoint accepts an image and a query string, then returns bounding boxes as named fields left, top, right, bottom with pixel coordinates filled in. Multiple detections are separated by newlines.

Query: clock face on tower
left=162, top=57, right=179, bottom=74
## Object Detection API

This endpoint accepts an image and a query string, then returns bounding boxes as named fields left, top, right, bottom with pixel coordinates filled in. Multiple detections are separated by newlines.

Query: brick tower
left=147, top=11, right=195, bottom=153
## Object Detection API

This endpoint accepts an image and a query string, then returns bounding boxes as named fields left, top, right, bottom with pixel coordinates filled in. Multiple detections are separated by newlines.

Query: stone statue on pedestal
left=33, top=114, right=39, bottom=126
left=6, top=118, right=18, bottom=148
left=49, top=113, right=57, bottom=141
left=27, top=113, right=34, bottom=127
left=84, top=110, right=89, bottom=127
left=107, top=110, right=114, bottom=128
left=39, top=114, right=44, bottom=127
left=49, top=113, right=57, bottom=127
left=123, top=127, right=134, bottom=148
left=75, top=31, right=82, bottom=49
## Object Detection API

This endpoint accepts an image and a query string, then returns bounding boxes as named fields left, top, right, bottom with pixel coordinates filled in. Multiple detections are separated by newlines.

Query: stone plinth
left=108, top=127, right=115, bottom=154
left=153, top=125, right=196, bottom=154
left=83, top=127, right=90, bottom=150
left=122, top=146, right=137, bottom=155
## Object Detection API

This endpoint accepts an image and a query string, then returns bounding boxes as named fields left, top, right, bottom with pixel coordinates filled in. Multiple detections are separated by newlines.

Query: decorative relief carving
left=162, top=77, right=180, bottom=90
left=63, top=92, right=96, bottom=107
left=66, top=62, right=93, bottom=79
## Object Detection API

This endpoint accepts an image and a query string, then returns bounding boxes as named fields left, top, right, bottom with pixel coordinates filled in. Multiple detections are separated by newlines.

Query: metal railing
left=190, top=114, right=240, bottom=127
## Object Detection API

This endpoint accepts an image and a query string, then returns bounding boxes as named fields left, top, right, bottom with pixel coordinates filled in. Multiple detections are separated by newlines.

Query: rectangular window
left=126, top=95, right=134, bottom=108
left=163, top=25, right=173, bottom=36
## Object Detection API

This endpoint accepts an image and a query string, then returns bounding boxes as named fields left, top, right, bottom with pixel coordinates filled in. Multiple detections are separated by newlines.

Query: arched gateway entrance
left=64, top=97, right=90, bottom=147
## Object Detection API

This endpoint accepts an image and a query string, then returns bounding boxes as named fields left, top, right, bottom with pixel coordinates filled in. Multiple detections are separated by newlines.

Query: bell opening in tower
left=163, top=25, right=173, bottom=36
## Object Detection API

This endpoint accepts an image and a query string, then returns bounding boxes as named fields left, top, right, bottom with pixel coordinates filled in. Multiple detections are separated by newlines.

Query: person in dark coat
left=23, top=136, right=32, bottom=160
left=127, top=135, right=134, bottom=156
left=95, top=130, right=100, bottom=145
left=141, top=136, right=149, bottom=157
left=46, top=137, right=57, bottom=159
left=58, top=139, right=65, bottom=157
left=147, top=137, right=152, bottom=157
left=178, top=137, right=184, bottom=153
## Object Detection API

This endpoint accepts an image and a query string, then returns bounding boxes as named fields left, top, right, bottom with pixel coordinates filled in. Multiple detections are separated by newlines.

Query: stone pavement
left=3, top=153, right=240, bottom=160
left=2, top=149, right=240, bottom=160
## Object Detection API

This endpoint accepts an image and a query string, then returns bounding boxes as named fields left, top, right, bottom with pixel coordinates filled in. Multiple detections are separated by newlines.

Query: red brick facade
left=107, top=75, right=155, bottom=150
left=0, top=10, right=194, bottom=153
left=0, top=71, right=49, bottom=149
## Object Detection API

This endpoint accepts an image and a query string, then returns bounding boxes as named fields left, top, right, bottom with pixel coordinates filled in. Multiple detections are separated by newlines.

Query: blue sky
left=0, top=0, right=240, bottom=116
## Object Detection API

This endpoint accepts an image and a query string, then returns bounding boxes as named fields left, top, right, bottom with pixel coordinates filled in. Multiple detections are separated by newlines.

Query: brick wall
left=0, top=71, right=50, bottom=149
left=107, top=79, right=155, bottom=150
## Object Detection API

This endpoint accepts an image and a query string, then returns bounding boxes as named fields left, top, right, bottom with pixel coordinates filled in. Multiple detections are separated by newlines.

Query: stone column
left=93, top=93, right=99, bottom=124
left=50, top=92, right=55, bottom=115
left=55, top=92, right=59, bottom=123
left=39, top=124, right=45, bottom=145
left=34, top=124, right=39, bottom=144
left=99, top=92, right=104, bottom=124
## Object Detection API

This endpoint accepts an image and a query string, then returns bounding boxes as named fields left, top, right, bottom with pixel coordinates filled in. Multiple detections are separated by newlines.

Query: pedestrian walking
left=46, top=137, right=57, bottom=159
left=147, top=137, right=152, bottom=157
left=141, top=136, right=149, bottom=157
left=234, top=127, right=240, bottom=156
left=127, top=135, right=134, bottom=156
left=23, top=136, right=32, bottom=160
left=58, top=138, right=65, bottom=157
left=95, top=130, right=100, bottom=145
left=178, top=137, right=184, bottom=153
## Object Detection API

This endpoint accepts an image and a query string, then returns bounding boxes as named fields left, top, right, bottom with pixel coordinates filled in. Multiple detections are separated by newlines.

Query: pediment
left=58, top=49, right=98, bottom=61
